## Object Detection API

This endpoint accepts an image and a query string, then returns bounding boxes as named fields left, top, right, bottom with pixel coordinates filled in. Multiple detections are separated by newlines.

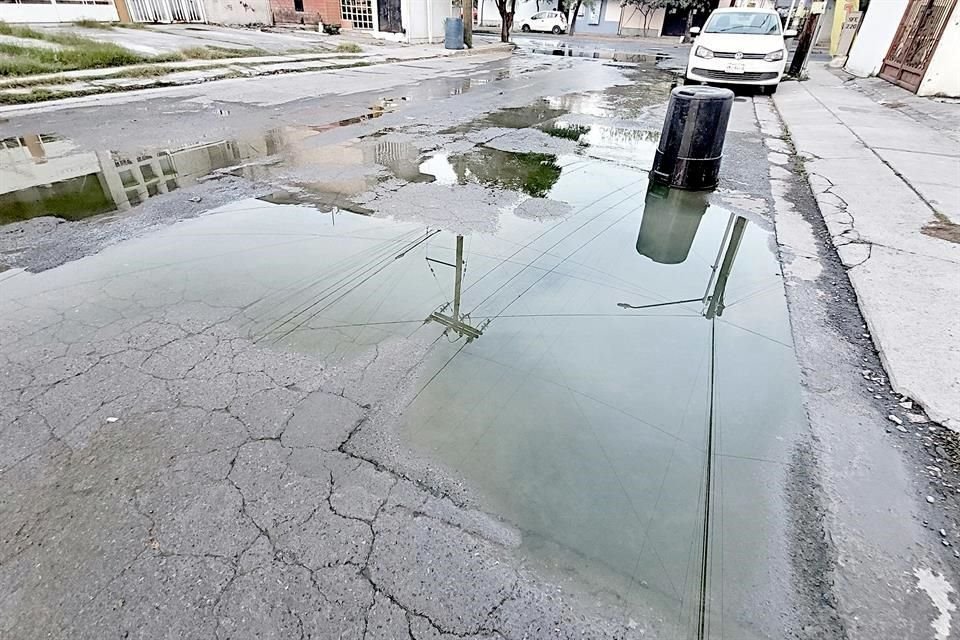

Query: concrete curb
left=446, top=42, right=515, bottom=56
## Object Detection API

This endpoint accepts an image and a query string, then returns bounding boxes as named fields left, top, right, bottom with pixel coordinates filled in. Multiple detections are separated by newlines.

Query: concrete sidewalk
left=0, top=41, right=514, bottom=107
left=774, top=65, right=960, bottom=430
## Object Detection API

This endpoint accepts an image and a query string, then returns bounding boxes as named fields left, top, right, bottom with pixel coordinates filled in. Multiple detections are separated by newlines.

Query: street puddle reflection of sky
left=2, top=70, right=797, bottom=637
left=0, top=152, right=802, bottom=638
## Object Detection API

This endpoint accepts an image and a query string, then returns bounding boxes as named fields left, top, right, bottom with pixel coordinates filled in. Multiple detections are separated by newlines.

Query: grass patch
left=73, top=19, right=113, bottom=29
left=0, top=74, right=69, bottom=88
left=116, top=22, right=149, bottom=30
left=0, top=24, right=258, bottom=77
left=0, top=22, right=156, bottom=76
left=0, top=22, right=105, bottom=47
left=0, top=41, right=147, bottom=76
left=335, top=42, right=362, bottom=54
left=542, top=124, right=590, bottom=141
left=0, top=64, right=172, bottom=88
left=178, top=45, right=265, bottom=60
left=115, top=65, right=172, bottom=78
left=0, top=22, right=43, bottom=39
left=0, top=87, right=63, bottom=105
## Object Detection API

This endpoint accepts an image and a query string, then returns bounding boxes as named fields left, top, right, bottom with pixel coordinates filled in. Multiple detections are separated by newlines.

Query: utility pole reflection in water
left=427, top=235, right=484, bottom=340
left=632, top=182, right=751, bottom=638
left=702, top=214, right=747, bottom=320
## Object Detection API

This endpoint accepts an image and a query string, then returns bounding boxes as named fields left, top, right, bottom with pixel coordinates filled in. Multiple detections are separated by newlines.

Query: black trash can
left=651, top=86, right=734, bottom=191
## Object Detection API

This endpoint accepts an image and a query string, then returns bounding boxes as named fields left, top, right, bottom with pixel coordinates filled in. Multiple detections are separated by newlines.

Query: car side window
left=532, top=12, right=544, bottom=20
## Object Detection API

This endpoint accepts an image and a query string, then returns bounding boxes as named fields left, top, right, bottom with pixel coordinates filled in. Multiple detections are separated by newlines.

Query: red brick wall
left=270, top=0, right=341, bottom=25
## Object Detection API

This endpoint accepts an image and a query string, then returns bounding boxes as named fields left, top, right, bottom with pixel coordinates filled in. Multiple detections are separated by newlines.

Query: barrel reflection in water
left=636, top=182, right=709, bottom=265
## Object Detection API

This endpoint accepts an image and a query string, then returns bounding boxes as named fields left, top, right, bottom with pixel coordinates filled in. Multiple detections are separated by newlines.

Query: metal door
left=378, top=0, right=402, bottom=33
left=127, top=0, right=206, bottom=23
left=879, top=0, right=957, bottom=93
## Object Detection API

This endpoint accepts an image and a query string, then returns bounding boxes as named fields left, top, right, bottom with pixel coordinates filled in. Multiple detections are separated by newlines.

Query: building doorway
left=378, top=0, right=402, bottom=32
left=879, top=0, right=956, bottom=93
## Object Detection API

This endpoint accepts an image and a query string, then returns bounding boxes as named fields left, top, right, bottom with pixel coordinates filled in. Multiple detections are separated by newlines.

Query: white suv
left=685, top=7, right=797, bottom=94
left=519, top=11, right=568, bottom=34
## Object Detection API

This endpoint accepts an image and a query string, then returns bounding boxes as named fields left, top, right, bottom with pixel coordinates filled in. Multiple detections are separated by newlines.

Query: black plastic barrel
left=636, top=182, right=709, bottom=264
left=444, top=17, right=464, bottom=50
left=651, top=86, right=734, bottom=191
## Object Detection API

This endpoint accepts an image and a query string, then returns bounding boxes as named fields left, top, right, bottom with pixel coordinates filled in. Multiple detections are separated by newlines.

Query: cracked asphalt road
left=0, top=286, right=638, bottom=638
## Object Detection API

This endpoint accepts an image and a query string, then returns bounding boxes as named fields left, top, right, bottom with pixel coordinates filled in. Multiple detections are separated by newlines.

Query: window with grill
left=341, top=0, right=374, bottom=29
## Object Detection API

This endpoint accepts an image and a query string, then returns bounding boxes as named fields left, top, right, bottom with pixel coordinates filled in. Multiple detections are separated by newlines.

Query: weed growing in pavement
left=177, top=46, right=266, bottom=60
left=542, top=124, right=590, bottom=141
left=72, top=19, right=113, bottom=29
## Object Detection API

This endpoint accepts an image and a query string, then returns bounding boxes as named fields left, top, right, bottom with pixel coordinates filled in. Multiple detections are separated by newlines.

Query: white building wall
left=844, top=0, right=908, bottom=77
left=203, top=0, right=271, bottom=25
left=1, top=138, right=99, bottom=195
left=917, top=2, right=960, bottom=97
left=401, top=0, right=453, bottom=44
left=0, top=1, right=119, bottom=24
left=816, top=0, right=836, bottom=45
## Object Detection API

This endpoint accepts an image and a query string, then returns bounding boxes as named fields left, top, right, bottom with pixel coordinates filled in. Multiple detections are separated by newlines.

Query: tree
left=666, top=0, right=711, bottom=37
left=464, top=0, right=473, bottom=48
left=495, top=0, right=518, bottom=42
left=567, top=0, right=597, bottom=36
left=620, top=0, right=669, bottom=37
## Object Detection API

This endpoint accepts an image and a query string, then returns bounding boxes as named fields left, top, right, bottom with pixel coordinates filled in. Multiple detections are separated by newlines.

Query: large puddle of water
left=0, top=74, right=802, bottom=638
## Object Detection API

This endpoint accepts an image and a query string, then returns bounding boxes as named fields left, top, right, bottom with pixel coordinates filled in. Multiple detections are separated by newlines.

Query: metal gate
left=127, top=0, right=206, bottom=23
left=879, top=0, right=956, bottom=93
left=378, top=0, right=402, bottom=33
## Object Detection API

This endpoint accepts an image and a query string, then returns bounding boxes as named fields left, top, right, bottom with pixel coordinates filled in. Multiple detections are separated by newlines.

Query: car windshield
left=705, top=12, right=781, bottom=35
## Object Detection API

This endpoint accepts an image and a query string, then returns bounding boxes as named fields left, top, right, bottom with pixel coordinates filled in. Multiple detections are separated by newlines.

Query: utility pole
left=463, top=0, right=474, bottom=48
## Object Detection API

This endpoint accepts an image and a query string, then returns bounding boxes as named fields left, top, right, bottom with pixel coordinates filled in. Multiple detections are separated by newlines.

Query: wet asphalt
left=0, top=45, right=956, bottom=640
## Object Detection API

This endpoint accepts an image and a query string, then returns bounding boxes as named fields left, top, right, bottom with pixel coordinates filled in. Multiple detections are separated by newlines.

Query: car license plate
left=725, top=62, right=745, bottom=74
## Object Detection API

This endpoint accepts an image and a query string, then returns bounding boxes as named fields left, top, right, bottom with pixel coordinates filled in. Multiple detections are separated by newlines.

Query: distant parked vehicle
left=519, top=11, right=568, bottom=34
left=684, top=7, right=797, bottom=95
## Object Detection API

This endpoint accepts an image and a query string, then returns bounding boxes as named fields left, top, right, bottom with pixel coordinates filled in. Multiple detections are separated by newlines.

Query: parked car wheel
left=521, top=24, right=531, bottom=32
left=552, top=25, right=562, bottom=34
